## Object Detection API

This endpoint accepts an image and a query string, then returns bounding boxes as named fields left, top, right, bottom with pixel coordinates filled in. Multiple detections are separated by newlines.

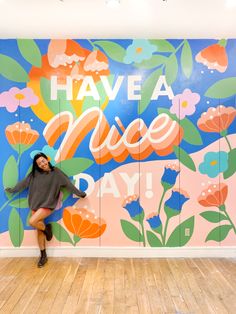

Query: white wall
left=0, top=0, right=236, bottom=39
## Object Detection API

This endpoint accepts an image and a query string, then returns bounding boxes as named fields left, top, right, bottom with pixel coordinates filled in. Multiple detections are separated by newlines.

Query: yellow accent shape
left=101, top=96, right=109, bottom=111
left=181, top=101, right=188, bottom=108
left=15, top=93, right=25, bottom=100
left=210, top=160, right=217, bottom=166
left=27, top=80, right=55, bottom=123
left=70, top=81, right=84, bottom=117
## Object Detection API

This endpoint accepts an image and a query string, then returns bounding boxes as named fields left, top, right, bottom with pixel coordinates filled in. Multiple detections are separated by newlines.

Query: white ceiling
left=0, top=0, right=236, bottom=39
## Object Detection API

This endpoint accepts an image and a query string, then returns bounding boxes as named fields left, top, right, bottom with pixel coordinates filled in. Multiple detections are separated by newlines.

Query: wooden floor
left=0, top=258, right=236, bottom=314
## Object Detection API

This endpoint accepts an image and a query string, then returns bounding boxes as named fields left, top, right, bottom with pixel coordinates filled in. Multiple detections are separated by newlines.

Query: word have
left=43, top=107, right=178, bottom=164
left=50, top=75, right=174, bottom=101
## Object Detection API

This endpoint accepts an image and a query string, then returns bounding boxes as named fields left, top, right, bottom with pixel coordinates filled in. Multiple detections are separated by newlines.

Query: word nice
left=43, top=107, right=182, bottom=164
left=50, top=75, right=174, bottom=100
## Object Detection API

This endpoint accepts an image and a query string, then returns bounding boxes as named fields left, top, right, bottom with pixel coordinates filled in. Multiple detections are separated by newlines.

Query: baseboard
left=1, top=246, right=236, bottom=258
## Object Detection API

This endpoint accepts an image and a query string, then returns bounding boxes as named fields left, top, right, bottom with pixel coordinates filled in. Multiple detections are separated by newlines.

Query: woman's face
left=36, top=156, right=50, bottom=171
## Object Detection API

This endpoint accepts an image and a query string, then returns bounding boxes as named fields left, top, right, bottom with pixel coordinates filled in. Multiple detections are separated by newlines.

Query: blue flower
left=161, top=164, right=180, bottom=190
left=123, top=195, right=144, bottom=221
left=30, top=145, right=57, bottom=165
left=199, top=151, right=228, bottom=178
left=164, top=189, right=189, bottom=218
left=147, top=214, right=162, bottom=234
left=124, top=40, right=156, bottom=64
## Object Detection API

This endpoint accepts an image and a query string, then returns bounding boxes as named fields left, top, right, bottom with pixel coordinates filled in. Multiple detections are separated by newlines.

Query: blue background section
left=0, top=39, right=236, bottom=233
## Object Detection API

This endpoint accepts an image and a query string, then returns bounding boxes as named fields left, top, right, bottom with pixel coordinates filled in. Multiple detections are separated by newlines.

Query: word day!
left=74, top=172, right=154, bottom=198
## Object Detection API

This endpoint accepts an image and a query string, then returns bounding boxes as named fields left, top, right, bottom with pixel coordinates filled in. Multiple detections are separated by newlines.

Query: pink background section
left=1, top=135, right=236, bottom=248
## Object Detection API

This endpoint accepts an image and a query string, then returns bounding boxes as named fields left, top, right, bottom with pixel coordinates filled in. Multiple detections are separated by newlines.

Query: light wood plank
left=0, top=257, right=235, bottom=314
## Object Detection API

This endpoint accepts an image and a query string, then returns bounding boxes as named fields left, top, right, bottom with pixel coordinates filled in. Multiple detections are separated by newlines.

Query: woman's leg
left=37, top=229, right=46, bottom=250
left=29, top=208, right=52, bottom=267
left=29, top=208, right=52, bottom=231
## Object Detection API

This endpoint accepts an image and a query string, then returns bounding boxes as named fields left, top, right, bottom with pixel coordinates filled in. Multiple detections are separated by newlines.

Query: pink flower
left=170, top=89, right=200, bottom=120
left=0, top=87, right=39, bottom=113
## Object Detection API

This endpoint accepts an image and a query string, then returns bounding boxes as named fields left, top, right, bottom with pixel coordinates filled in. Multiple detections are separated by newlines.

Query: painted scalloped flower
left=0, top=87, right=39, bottom=113
left=170, top=88, right=200, bottom=120
left=199, top=151, right=228, bottom=178
left=124, top=39, right=156, bottom=64
left=30, top=145, right=57, bottom=165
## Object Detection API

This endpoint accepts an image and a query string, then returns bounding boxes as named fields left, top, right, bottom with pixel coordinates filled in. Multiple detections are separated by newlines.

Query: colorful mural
left=0, top=39, right=236, bottom=248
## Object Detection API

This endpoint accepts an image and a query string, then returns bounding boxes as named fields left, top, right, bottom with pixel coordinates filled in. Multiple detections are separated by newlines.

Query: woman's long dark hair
left=32, top=152, right=54, bottom=177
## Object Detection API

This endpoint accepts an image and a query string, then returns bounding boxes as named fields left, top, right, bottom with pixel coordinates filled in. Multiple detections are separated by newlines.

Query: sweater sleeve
left=56, top=168, right=86, bottom=198
left=5, top=173, right=32, bottom=193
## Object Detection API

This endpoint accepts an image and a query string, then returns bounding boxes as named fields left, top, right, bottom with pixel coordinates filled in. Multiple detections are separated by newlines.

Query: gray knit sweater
left=7, top=167, right=86, bottom=211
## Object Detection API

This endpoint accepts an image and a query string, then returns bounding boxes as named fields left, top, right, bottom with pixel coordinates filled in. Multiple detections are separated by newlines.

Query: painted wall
left=0, top=39, right=236, bottom=249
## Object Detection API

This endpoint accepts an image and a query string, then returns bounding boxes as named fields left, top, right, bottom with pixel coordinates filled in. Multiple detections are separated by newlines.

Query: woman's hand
left=80, top=191, right=86, bottom=198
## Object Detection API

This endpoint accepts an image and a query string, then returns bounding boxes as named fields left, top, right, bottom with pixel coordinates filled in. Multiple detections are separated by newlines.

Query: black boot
left=43, top=223, right=53, bottom=241
left=38, top=249, right=48, bottom=268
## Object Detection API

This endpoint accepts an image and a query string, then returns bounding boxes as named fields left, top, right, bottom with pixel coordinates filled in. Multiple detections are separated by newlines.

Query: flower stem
left=87, top=39, right=97, bottom=50
left=141, top=221, right=146, bottom=247
left=157, top=188, right=167, bottom=215
left=163, top=218, right=170, bottom=246
left=220, top=207, right=236, bottom=234
left=224, top=135, right=232, bottom=151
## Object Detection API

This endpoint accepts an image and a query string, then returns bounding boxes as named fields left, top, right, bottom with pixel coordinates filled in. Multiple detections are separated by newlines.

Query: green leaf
left=223, top=148, right=236, bottom=179
left=8, top=208, right=24, bottom=247
left=58, top=158, right=93, bottom=177
left=150, top=40, right=175, bottom=52
left=200, top=211, right=227, bottom=223
left=205, top=77, right=236, bottom=99
left=0, top=54, right=29, bottom=82
left=165, top=54, right=178, bottom=85
left=181, top=118, right=203, bottom=145
left=51, top=222, right=73, bottom=244
left=206, top=225, right=232, bottom=242
left=134, top=55, right=167, bottom=69
left=120, top=219, right=143, bottom=242
left=26, top=210, right=31, bottom=226
left=139, top=68, right=162, bottom=114
left=146, top=231, right=163, bottom=247
left=157, top=108, right=202, bottom=145
left=3, top=155, right=18, bottom=189
left=61, top=187, right=71, bottom=201
left=157, top=107, right=178, bottom=121
left=17, top=39, right=42, bottom=67
left=10, top=197, right=28, bottom=208
left=73, top=234, right=81, bottom=245
left=82, top=75, right=114, bottom=112
left=181, top=40, right=193, bottom=78
left=93, top=40, right=126, bottom=63
left=166, top=216, right=195, bottom=247
left=173, top=145, right=196, bottom=171
left=40, top=78, right=76, bottom=117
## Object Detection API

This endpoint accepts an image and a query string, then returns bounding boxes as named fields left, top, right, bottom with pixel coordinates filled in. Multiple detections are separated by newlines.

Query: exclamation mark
left=145, top=173, right=153, bottom=199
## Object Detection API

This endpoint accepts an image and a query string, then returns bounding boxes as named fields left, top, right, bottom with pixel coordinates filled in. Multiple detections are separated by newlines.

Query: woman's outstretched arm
left=5, top=173, right=32, bottom=193
left=56, top=168, right=86, bottom=198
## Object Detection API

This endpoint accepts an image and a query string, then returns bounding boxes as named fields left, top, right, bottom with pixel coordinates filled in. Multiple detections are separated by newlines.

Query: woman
left=5, top=152, right=86, bottom=268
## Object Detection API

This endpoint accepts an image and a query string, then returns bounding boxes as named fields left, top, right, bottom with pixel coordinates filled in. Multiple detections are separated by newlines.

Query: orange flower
left=198, top=183, right=228, bottom=207
left=195, top=41, right=228, bottom=73
left=63, top=206, right=106, bottom=238
left=27, top=40, right=110, bottom=123
left=83, top=50, right=109, bottom=73
left=197, top=105, right=236, bottom=133
left=5, top=122, right=39, bottom=146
